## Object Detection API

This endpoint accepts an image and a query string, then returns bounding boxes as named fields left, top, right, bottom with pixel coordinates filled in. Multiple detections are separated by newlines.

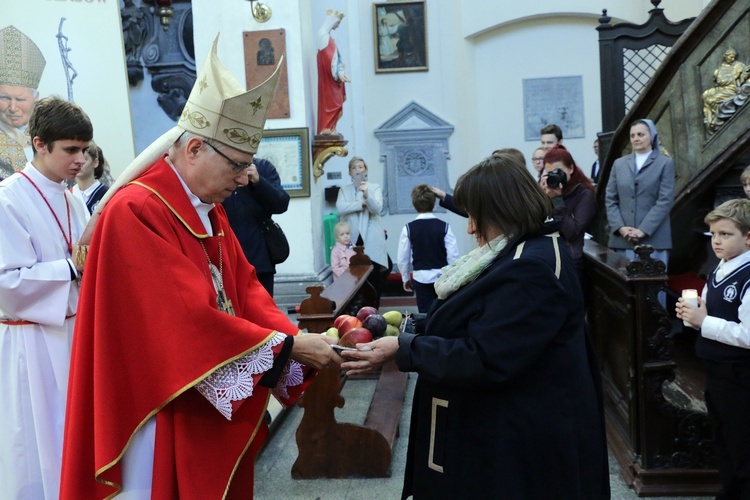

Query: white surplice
left=0, top=163, right=89, bottom=499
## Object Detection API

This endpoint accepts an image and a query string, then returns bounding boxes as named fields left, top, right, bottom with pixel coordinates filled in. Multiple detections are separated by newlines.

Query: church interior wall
left=5, top=0, right=709, bottom=278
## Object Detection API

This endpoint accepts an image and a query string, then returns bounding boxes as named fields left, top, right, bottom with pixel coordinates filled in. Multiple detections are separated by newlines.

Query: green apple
left=325, top=327, right=339, bottom=340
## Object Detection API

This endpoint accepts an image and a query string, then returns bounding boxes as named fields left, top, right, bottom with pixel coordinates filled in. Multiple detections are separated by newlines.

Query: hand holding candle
left=681, top=289, right=699, bottom=327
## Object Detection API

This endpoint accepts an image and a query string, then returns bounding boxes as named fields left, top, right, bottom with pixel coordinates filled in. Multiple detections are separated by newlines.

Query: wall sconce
left=155, top=0, right=174, bottom=30
left=247, top=0, right=272, bottom=23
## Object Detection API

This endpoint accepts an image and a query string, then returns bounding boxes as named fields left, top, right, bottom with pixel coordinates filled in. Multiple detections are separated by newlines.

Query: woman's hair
left=454, top=153, right=551, bottom=241
left=543, top=146, right=593, bottom=195
left=491, top=148, right=526, bottom=167
left=85, top=143, right=105, bottom=180
left=411, top=184, right=436, bottom=212
left=348, top=156, right=367, bottom=173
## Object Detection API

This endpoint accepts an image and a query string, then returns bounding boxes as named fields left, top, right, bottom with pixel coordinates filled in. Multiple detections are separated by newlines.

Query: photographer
left=540, top=146, right=596, bottom=278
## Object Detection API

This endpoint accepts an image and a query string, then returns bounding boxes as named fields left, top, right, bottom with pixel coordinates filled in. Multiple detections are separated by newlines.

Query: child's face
left=709, top=219, right=750, bottom=261
left=336, top=227, right=351, bottom=245
left=743, top=181, right=750, bottom=198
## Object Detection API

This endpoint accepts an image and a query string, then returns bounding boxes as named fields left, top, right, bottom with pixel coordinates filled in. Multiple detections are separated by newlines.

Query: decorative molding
left=121, top=0, right=196, bottom=121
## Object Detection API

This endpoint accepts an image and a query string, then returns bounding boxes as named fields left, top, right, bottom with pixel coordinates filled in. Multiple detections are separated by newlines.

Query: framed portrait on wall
left=256, top=128, right=311, bottom=198
left=373, top=1, right=428, bottom=73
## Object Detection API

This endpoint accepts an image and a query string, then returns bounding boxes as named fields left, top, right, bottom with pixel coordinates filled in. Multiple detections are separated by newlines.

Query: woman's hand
left=428, top=186, right=446, bottom=201
left=340, top=336, right=399, bottom=375
left=539, top=173, right=562, bottom=198
left=359, top=181, right=368, bottom=198
left=619, top=226, right=642, bottom=242
left=290, top=333, right=344, bottom=369
left=676, top=296, right=707, bottom=329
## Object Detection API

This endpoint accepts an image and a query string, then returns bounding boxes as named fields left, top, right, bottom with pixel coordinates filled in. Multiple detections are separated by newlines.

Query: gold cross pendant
left=217, top=288, right=236, bottom=316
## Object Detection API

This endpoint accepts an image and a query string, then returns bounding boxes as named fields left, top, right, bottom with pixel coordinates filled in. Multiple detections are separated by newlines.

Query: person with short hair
left=336, top=155, right=389, bottom=305
left=341, top=153, right=609, bottom=499
left=540, top=123, right=563, bottom=151
left=740, top=165, right=750, bottom=198
left=397, top=184, right=458, bottom=312
left=72, top=143, right=108, bottom=214
left=0, top=26, right=46, bottom=178
left=677, top=198, right=750, bottom=499
left=531, top=146, right=546, bottom=176
left=0, top=96, right=93, bottom=499
left=330, top=221, right=356, bottom=278
left=60, top=37, right=340, bottom=498
left=591, top=138, right=601, bottom=183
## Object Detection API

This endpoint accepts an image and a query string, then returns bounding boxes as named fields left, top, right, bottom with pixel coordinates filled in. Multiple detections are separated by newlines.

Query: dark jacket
left=395, top=227, right=609, bottom=499
left=550, top=183, right=596, bottom=269
left=222, top=158, right=290, bottom=274
left=438, top=193, right=467, bottom=218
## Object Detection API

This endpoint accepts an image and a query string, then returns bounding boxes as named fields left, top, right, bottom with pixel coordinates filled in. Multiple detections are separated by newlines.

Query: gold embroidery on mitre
left=0, top=26, right=46, bottom=88
left=223, top=127, right=250, bottom=144
left=249, top=97, right=263, bottom=115
left=188, top=111, right=210, bottom=129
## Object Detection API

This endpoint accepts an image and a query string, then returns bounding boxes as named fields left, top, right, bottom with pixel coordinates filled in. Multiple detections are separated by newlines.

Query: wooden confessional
left=587, top=0, right=750, bottom=495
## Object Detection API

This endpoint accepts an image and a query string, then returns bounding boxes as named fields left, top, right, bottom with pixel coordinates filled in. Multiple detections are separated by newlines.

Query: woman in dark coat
left=342, top=154, right=610, bottom=499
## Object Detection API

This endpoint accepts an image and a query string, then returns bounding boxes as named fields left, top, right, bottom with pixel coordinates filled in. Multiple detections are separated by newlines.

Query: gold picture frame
left=373, top=1, right=428, bottom=74
left=256, top=128, right=311, bottom=198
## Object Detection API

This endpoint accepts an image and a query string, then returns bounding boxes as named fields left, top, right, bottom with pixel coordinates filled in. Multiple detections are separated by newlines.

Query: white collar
left=415, top=213, right=437, bottom=220
left=165, top=157, right=215, bottom=236
left=716, top=250, right=750, bottom=280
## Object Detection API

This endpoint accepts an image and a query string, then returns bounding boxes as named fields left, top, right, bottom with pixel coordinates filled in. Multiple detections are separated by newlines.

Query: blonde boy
left=677, top=198, right=750, bottom=498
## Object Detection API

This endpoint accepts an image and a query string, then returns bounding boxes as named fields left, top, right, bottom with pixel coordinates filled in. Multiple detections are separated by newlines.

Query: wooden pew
left=292, top=248, right=409, bottom=479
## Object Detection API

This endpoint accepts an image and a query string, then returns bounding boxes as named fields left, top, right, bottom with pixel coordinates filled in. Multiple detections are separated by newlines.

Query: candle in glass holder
left=682, top=289, right=699, bottom=327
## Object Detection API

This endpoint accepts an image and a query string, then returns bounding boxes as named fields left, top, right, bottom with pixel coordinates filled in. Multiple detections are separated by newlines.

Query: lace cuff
left=196, top=333, right=287, bottom=420
left=272, top=359, right=304, bottom=403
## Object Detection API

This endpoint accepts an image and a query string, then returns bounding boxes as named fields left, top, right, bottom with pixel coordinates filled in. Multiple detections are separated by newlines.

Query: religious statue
left=702, top=48, right=750, bottom=133
left=316, top=8, right=350, bottom=136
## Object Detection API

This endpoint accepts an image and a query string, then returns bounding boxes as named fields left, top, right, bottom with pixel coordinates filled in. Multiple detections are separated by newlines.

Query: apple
left=363, top=313, right=387, bottom=339
left=325, top=327, right=339, bottom=340
left=339, top=327, right=373, bottom=348
left=333, top=314, right=353, bottom=330
left=333, top=315, right=363, bottom=336
left=356, top=306, right=379, bottom=323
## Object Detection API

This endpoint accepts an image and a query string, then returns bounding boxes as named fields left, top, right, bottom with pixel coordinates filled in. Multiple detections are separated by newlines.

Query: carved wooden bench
left=291, top=249, right=409, bottom=479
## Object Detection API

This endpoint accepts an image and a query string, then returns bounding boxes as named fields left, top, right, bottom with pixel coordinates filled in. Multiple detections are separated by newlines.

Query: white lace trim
left=196, top=332, right=302, bottom=420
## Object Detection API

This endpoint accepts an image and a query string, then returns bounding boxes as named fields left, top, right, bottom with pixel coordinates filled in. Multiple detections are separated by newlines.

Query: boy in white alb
left=0, top=97, right=92, bottom=499
left=677, top=198, right=750, bottom=498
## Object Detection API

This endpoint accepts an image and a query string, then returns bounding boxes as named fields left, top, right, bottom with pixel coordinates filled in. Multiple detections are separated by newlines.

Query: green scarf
left=434, top=235, right=507, bottom=300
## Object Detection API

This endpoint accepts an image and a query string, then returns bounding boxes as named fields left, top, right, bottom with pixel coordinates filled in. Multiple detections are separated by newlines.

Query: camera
left=546, top=168, right=567, bottom=189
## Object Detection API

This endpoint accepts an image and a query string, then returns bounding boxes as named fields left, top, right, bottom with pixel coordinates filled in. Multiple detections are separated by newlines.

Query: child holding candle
left=677, top=198, right=750, bottom=498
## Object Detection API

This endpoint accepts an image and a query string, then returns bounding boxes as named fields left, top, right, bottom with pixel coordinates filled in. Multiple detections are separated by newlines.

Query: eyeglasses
left=204, top=141, right=253, bottom=173
left=532, top=157, right=545, bottom=162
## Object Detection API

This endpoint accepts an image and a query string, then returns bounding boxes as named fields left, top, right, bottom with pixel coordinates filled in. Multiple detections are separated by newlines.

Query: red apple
left=363, top=313, right=387, bottom=339
left=356, top=306, right=379, bottom=323
left=333, top=315, right=363, bottom=336
left=338, top=327, right=373, bottom=348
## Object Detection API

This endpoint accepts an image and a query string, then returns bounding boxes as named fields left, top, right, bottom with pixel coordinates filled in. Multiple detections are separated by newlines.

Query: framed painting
left=373, top=1, right=428, bottom=73
left=256, top=128, right=310, bottom=198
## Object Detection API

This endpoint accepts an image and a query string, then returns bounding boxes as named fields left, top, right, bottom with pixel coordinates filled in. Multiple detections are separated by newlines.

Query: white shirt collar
left=165, top=157, right=215, bottom=236
left=415, top=213, right=437, bottom=220
left=716, top=250, right=750, bottom=281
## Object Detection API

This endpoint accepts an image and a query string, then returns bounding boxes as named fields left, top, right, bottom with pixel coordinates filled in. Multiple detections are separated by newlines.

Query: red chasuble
left=61, top=159, right=311, bottom=499
left=316, top=37, right=346, bottom=135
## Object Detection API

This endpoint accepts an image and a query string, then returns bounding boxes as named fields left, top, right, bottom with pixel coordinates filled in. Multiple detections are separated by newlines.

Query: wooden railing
left=584, top=240, right=718, bottom=496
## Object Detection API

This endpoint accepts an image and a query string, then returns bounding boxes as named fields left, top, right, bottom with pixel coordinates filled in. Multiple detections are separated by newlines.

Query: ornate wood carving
left=312, top=135, right=348, bottom=182
left=121, top=0, right=196, bottom=121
